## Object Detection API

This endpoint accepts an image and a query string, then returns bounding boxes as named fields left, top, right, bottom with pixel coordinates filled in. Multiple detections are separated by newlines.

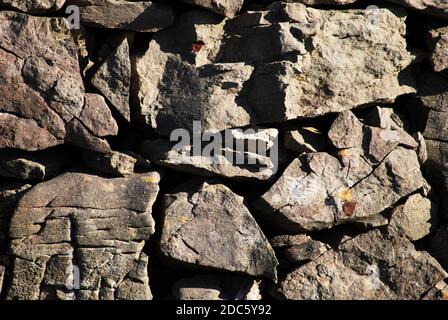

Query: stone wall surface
left=0, top=0, right=447, bottom=300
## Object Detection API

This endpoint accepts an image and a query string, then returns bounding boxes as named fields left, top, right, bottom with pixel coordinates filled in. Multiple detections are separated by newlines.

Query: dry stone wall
left=0, top=0, right=447, bottom=300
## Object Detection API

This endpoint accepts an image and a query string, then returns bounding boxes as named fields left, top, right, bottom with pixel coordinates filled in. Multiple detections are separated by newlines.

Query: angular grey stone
left=160, top=181, right=278, bottom=280
left=82, top=151, right=137, bottom=177
left=133, top=4, right=416, bottom=135
left=0, top=0, right=65, bottom=12
left=139, top=128, right=280, bottom=181
left=422, top=281, right=448, bottom=300
left=255, top=111, right=424, bottom=232
left=7, top=171, right=160, bottom=300
left=245, top=4, right=416, bottom=122
left=388, top=194, right=437, bottom=241
left=134, top=53, right=254, bottom=136
left=429, top=27, right=448, bottom=72
left=425, top=139, right=448, bottom=186
left=420, top=73, right=448, bottom=143
left=172, top=274, right=261, bottom=300
left=277, top=229, right=448, bottom=300
left=385, top=0, right=448, bottom=19
left=72, top=0, right=175, bottom=32
left=284, top=0, right=356, bottom=4
left=419, top=73, right=448, bottom=194
left=424, top=110, right=448, bottom=142
left=91, top=33, right=132, bottom=122
left=0, top=12, right=117, bottom=152
left=0, top=182, right=32, bottom=254
left=180, top=0, right=244, bottom=17
left=328, top=111, right=364, bottom=150
left=115, top=253, right=153, bottom=300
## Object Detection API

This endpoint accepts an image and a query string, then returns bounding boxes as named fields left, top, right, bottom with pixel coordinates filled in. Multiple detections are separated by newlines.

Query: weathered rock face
left=181, top=0, right=244, bottom=17
left=277, top=229, right=448, bottom=300
left=0, top=12, right=117, bottom=153
left=160, top=181, right=278, bottom=280
left=286, top=0, right=357, bottom=4
left=139, top=128, right=280, bottom=181
left=172, top=274, right=261, bottom=300
left=298, top=0, right=448, bottom=19
left=91, top=33, right=133, bottom=122
left=0, top=0, right=65, bottom=12
left=419, top=73, right=448, bottom=192
left=385, top=0, right=448, bottom=19
left=133, top=3, right=416, bottom=136
left=422, top=281, right=448, bottom=300
left=7, top=171, right=160, bottom=300
left=0, top=182, right=32, bottom=297
left=428, top=27, right=448, bottom=72
left=71, top=0, right=175, bottom=32
left=0, top=183, right=31, bottom=253
left=255, top=110, right=424, bottom=232
left=82, top=151, right=137, bottom=177
left=1, top=0, right=448, bottom=302
left=388, top=194, right=437, bottom=241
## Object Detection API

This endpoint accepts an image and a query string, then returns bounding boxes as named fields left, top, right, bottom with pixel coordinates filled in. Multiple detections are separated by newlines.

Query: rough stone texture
left=7, top=171, right=160, bottom=300
left=181, top=0, right=244, bottom=17
left=422, top=281, right=448, bottom=300
left=78, top=94, right=119, bottom=138
left=277, top=229, right=448, bottom=300
left=0, top=183, right=32, bottom=252
left=71, top=0, right=175, bottom=32
left=429, top=27, right=448, bottom=73
left=420, top=73, right=448, bottom=132
left=139, top=129, right=280, bottom=181
left=270, top=235, right=330, bottom=264
left=255, top=111, right=424, bottom=232
left=1, top=0, right=448, bottom=302
left=172, top=274, right=261, bottom=300
left=388, top=194, right=437, bottom=241
left=82, top=151, right=137, bottom=177
left=0, top=149, right=71, bottom=180
left=0, top=12, right=117, bottom=152
left=133, top=4, right=416, bottom=136
left=285, top=0, right=357, bottom=4
left=0, top=0, right=65, bottom=12
left=385, top=0, right=448, bottom=19
left=0, top=182, right=32, bottom=296
left=419, top=73, right=448, bottom=193
left=91, top=33, right=132, bottom=122
left=160, top=181, right=278, bottom=280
